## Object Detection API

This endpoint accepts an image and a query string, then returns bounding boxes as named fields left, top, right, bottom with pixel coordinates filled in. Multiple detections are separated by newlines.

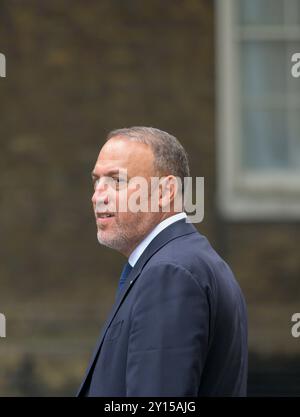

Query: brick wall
left=0, top=0, right=299, bottom=396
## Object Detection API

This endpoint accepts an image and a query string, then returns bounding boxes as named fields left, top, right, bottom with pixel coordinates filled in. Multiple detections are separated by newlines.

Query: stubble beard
left=97, top=213, right=151, bottom=254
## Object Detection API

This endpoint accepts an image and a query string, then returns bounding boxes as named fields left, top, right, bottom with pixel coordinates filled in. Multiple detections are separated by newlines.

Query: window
left=216, top=0, right=300, bottom=219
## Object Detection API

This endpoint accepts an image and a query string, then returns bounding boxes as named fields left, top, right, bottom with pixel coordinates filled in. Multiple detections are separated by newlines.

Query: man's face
left=91, top=136, right=162, bottom=257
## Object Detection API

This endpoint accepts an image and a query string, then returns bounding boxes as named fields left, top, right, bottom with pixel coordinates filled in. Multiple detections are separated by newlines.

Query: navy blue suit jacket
left=77, top=218, right=248, bottom=396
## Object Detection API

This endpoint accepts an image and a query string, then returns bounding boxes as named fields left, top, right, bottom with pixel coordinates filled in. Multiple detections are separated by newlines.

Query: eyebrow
left=91, top=169, right=127, bottom=182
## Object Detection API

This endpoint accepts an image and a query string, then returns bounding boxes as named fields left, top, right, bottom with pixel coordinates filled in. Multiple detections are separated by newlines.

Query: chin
left=97, top=233, right=125, bottom=252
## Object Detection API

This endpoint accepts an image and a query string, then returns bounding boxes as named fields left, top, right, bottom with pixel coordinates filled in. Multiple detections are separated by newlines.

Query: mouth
left=96, top=212, right=115, bottom=223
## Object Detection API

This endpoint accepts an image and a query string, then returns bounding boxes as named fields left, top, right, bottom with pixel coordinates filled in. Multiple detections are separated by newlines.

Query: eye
left=114, top=177, right=127, bottom=188
left=114, top=176, right=126, bottom=183
left=93, top=176, right=127, bottom=190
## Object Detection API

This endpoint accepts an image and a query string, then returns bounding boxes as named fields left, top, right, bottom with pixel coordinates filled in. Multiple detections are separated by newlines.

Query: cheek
left=116, top=210, right=141, bottom=229
left=116, top=190, right=129, bottom=210
left=117, top=211, right=132, bottom=222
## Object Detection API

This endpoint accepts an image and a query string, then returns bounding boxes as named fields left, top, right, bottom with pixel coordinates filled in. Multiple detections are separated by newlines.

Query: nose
left=92, top=181, right=109, bottom=206
left=92, top=192, right=109, bottom=207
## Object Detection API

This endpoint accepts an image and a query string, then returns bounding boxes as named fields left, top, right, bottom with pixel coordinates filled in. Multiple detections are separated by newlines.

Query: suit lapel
left=77, top=218, right=197, bottom=395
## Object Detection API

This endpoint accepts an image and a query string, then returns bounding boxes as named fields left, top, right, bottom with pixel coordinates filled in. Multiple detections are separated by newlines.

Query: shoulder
left=142, top=228, right=240, bottom=297
left=144, top=230, right=216, bottom=280
left=140, top=261, right=201, bottom=291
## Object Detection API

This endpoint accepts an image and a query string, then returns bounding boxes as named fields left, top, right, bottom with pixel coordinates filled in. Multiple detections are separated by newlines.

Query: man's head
left=91, top=127, right=190, bottom=257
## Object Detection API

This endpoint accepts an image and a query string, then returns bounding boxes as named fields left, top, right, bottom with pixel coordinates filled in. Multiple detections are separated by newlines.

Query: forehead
left=93, top=137, right=154, bottom=175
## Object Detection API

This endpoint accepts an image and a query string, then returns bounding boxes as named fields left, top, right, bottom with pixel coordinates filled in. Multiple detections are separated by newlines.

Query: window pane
left=284, top=0, right=300, bottom=25
left=242, top=109, right=289, bottom=169
left=239, top=0, right=285, bottom=25
left=241, top=42, right=286, bottom=97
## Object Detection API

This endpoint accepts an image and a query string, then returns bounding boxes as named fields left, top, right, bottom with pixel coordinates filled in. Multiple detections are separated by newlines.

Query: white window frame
left=215, top=0, right=300, bottom=220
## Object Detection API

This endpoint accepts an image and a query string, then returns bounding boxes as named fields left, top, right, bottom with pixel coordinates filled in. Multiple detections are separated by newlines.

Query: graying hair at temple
left=106, top=126, right=190, bottom=195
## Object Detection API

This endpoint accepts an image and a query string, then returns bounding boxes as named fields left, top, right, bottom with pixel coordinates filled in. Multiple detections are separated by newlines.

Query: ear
left=158, top=176, right=180, bottom=211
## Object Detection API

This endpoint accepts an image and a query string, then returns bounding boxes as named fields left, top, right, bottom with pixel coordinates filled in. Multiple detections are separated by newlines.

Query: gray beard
left=97, top=231, right=130, bottom=252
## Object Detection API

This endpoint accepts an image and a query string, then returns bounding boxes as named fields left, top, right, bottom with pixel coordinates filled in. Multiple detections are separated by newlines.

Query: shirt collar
left=128, top=212, right=187, bottom=267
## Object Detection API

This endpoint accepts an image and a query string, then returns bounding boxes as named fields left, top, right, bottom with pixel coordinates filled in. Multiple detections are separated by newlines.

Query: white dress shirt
left=128, top=212, right=187, bottom=267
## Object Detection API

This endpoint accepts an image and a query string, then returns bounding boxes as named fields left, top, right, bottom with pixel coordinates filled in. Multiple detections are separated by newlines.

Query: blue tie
left=116, top=262, right=133, bottom=299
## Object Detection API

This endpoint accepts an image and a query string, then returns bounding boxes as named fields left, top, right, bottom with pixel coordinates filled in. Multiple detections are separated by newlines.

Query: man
left=77, top=127, right=248, bottom=397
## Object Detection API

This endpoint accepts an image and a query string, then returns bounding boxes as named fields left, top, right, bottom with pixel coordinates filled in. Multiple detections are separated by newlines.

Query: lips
left=97, top=213, right=114, bottom=218
left=96, top=212, right=115, bottom=223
